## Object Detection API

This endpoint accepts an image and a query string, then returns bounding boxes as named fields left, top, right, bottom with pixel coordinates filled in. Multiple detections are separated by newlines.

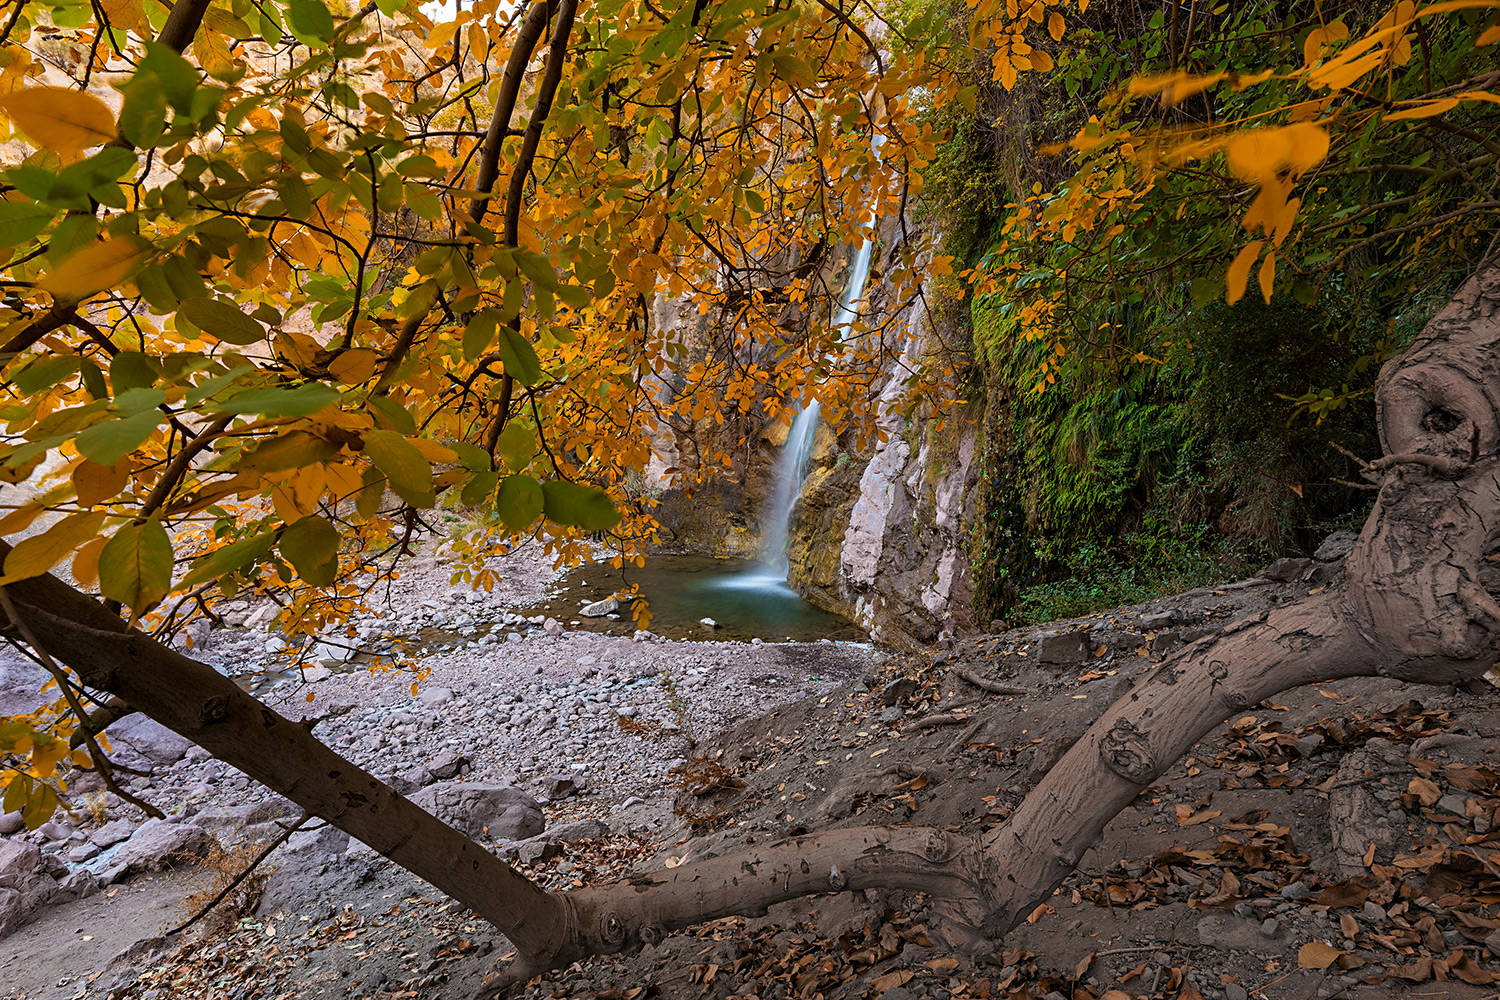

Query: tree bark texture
left=2, top=265, right=1498, bottom=997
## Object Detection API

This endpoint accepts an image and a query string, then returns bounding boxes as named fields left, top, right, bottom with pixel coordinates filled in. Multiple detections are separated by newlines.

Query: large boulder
left=0, top=839, right=96, bottom=938
left=409, top=782, right=543, bottom=840
left=108, top=715, right=192, bottom=767
left=108, top=819, right=213, bottom=875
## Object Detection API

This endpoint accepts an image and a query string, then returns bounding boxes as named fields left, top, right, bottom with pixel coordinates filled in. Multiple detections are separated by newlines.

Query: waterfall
left=762, top=236, right=877, bottom=572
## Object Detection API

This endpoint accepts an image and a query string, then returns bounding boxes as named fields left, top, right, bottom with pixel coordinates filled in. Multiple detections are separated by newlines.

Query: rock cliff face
left=795, top=299, right=981, bottom=647
left=648, top=232, right=983, bottom=647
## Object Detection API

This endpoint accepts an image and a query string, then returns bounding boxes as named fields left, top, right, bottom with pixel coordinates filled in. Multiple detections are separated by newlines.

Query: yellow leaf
left=71, top=535, right=107, bottom=589
left=1048, top=10, right=1064, bottom=40
left=0, top=87, right=116, bottom=156
left=1383, top=97, right=1461, bottom=120
left=407, top=437, right=458, bottom=464
left=1030, top=48, right=1053, bottom=73
left=1129, top=71, right=1226, bottom=107
left=1258, top=250, right=1276, bottom=304
left=1226, top=241, right=1264, bottom=305
left=1298, top=941, right=1343, bottom=970
left=1274, top=196, right=1302, bottom=246
left=328, top=348, right=378, bottom=384
left=1311, top=48, right=1384, bottom=90
left=270, top=464, right=327, bottom=520
left=73, top=460, right=128, bottom=507
left=39, top=236, right=153, bottom=302
left=283, top=231, right=324, bottom=270
left=1479, top=25, right=1500, bottom=46
left=99, top=0, right=144, bottom=30
left=0, top=511, right=106, bottom=584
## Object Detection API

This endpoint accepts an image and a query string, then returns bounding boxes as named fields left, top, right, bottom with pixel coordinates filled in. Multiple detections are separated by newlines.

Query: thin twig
left=164, top=809, right=312, bottom=937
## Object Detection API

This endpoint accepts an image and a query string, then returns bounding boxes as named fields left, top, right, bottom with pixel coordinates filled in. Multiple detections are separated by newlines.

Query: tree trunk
left=3, top=264, right=1498, bottom=997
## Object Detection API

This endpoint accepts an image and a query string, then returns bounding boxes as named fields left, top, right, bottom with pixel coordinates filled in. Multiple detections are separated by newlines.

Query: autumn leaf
left=1297, top=941, right=1343, bottom=969
left=39, top=236, right=153, bottom=301
left=0, top=87, right=117, bottom=155
left=0, top=512, right=107, bottom=584
left=1226, top=241, right=1264, bottom=305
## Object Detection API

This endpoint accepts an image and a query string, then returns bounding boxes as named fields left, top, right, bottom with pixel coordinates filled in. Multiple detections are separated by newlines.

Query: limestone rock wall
left=783, top=273, right=983, bottom=648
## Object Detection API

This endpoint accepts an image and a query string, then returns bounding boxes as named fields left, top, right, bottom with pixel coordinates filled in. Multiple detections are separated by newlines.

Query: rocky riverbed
left=0, top=539, right=876, bottom=998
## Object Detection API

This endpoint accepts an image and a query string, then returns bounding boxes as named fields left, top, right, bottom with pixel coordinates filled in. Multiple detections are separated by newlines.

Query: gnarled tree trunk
left=3, top=264, right=1498, bottom=997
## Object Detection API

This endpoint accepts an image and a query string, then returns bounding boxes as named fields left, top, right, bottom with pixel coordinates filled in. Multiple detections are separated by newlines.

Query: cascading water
left=761, top=235, right=877, bottom=573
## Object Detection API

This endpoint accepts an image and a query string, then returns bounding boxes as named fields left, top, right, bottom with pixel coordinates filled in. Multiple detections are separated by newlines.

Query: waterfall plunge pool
left=518, top=555, right=867, bottom=643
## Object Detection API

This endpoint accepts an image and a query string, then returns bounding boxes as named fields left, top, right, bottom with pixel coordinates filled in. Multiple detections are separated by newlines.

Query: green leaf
left=361, top=429, right=431, bottom=496
left=448, top=440, right=490, bottom=472
left=235, top=430, right=340, bottom=473
left=460, top=469, right=497, bottom=506
left=98, top=520, right=173, bottom=613
left=179, top=531, right=275, bottom=588
left=495, top=474, right=543, bottom=529
left=178, top=296, right=267, bottom=345
left=75, top=409, right=159, bottom=465
left=0, top=199, right=55, bottom=247
left=13, top=356, right=79, bottom=394
left=80, top=359, right=106, bottom=399
left=118, top=74, right=167, bottom=149
left=2, top=772, right=29, bottom=814
left=208, top=383, right=340, bottom=417
left=496, top=328, right=542, bottom=386
left=278, top=514, right=340, bottom=587
left=137, top=42, right=199, bottom=115
left=495, top=422, right=535, bottom=472
left=463, top=309, right=498, bottom=361
left=21, top=781, right=57, bottom=830
left=284, top=0, right=335, bottom=46
left=541, top=480, right=621, bottom=531
left=367, top=395, right=416, bottom=434
left=110, top=351, right=159, bottom=391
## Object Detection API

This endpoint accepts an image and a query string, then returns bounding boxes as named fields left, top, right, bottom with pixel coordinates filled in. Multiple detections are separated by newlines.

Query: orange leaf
left=1048, top=10, right=1064, bottom=40
left=1384, top=97, right=1461, bottom=120
left=1303, top=26, right=1327, bottom=66
left=1258, top=251, right=1276, bottom=304
left=1284, top=122, right=1329, bottom=174
left=1226, top=241, right=1264, bottom=305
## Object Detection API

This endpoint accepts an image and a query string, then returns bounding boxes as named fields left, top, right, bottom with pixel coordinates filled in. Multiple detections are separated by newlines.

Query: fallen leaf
left=870, top=969, right=914, bottom=992
left=1026, top=902, right=1054, bottom=923
left=1180, top=809, right=1221, bottom=827
left=1298, top=940, right=1343, bottom=969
